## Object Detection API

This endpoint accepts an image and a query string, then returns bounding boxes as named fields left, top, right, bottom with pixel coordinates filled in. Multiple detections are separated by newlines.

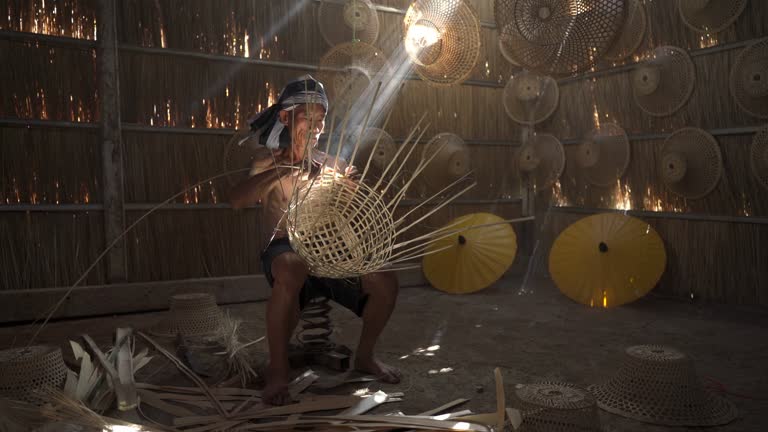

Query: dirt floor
left=2, top=275, right=768, bottom=431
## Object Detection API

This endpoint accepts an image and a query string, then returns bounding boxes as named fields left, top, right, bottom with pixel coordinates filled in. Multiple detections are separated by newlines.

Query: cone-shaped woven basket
left=589, top=345, right=737, bottom=426
left=150, top=293, right=223, bottom=337
left=513, top=382, right=602, bottom=432
left=0, top=345, right=67, bottom=405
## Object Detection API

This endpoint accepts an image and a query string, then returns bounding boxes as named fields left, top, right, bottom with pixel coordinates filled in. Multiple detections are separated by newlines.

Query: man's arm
left=229, top=172, right=274, bottom=209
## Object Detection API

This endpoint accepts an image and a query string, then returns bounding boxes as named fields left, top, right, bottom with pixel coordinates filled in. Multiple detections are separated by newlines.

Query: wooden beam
left=0, top=268, right=427, bottom=323
left=98, top=0, right=127, bottom=282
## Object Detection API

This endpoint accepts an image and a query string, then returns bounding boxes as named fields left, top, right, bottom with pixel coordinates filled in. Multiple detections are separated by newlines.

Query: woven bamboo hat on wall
left=0, top=345, right=68, bottom=405
left=149, top=293, right=224, bottom=337
left=512, top=382, right=602, bottom=432
left=589, top=345, right=738, bottom=426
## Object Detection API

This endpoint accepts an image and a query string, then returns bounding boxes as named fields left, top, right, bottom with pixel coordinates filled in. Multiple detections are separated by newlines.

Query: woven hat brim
left=588, top=383, right=738, bottom=426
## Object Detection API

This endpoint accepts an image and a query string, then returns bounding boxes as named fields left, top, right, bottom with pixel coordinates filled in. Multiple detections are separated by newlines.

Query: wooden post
left=98, top=0, right=127, bottom=282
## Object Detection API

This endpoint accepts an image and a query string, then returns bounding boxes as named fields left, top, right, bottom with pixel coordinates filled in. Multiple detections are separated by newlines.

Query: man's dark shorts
left=261, top=237, right=369, bottom=317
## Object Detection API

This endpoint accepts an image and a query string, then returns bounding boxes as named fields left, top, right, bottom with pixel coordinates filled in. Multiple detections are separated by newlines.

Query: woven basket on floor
left=589, top=345, right=737, bottom=426
left=512, top=382, right=602, bottom=432
left=0, top=345, right=67, bottom=405
left=149, top=293, right=223, bottom=337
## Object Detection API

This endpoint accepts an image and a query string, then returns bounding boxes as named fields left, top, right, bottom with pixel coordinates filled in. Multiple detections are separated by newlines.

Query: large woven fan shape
left=494, top=0, right=626, bottom=75
left=659, top=127, right=722, bottom=199
left=632, top=46, right=695, bottom=117
left=730, top=37, right=768, bottom=119
left=419, top=132, right=472, bottom=195
left=604, top=0, right=647, bottom=61
left=403, top=0, right=482, bottom=86
left=576, top=123, right=630, bottom=187
left=317, top=41, right=389, bottom=113
left=751, top=125, right=768, bottom=191
left=503, top=71, right=559, bottom=125
left=517, top=133, right=565, bottom=192
left=317, top=0, right=379, bottom=46
left=678, top=0, right=748, bottom=34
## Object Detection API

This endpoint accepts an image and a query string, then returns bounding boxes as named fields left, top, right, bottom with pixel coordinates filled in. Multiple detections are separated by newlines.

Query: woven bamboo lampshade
left=150, top=293, right=223, bottom=337
left=730, top=38, right=768, bottom=119
left=575, top=123, right=630, bottom=187
left=589, top=345, right=738, bottom=426
left=604, top=0, right=647, bottom=61
left=494, top=0, right=625, bottom=75
left=659, top=127, right=722, bottom=199
left=678, top=0, right=747, bottom=34
left=752, top=125, right=768, bottom=191
left=503, top=71, right=559, bottom=125
left=512, top=382, right=602, bottom=432
left=517, top=133, right=565, bottom=192
left=403, top=0, right=481, bottom=86
left=288, top=173, right=395, bottom=278
left=632, top=46, right=695, bottom=117
left=317, top=0, right=380, bottom=46
left=419, top=133, right=471, bottom=195
left=549, top=213, right=666, bottom=308
left=318, top=41, right=389, bottom=112
left=423, top=213, right=518, bottom=294
left=0, top=345, right=68, bottom=405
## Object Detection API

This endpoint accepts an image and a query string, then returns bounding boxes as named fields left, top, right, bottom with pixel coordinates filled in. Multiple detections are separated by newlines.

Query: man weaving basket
left=230, top=75, right=401, bottom=406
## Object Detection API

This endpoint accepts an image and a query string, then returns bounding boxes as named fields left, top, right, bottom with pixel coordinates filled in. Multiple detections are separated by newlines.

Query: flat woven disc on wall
left=632, top=46, right=695, bottom=117
left=503, top=71, right=559, bottom=125
left=604, top=0, right=646, bottom=61
left=494, top=0, right=626, bottom=75
left=318, top=0, right=380, bottom=46
left=659, top=127, right=722, bottom=199
left=678, top=0, right=747, bottom=34
left=420, top=132, right=472, bottom=193
left=350, top=127, right=397, bottom=174
left=589, top=345, right=738, bottom=426
left=403, top=0, right=482, bottom=86
left=318, top=41, right=389, bottom=113
left=517, top=133, right=565, bottom=192
left=751, top=125, right=768, bottom=191
left=730, top=37, right=768, bottom=119
left=576, top=122, right=630, bottom=187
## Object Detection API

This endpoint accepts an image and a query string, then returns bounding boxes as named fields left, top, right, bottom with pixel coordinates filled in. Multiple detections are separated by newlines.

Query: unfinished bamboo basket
left=149, top=293, right=223, bottom=337
left=512, top=382, right=602, bottom=432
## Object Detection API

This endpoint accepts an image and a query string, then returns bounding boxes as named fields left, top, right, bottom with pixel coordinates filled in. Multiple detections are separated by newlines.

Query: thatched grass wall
left=0, top=212, right=105, bottom=289
left=0, top=40, right=98, bottom=122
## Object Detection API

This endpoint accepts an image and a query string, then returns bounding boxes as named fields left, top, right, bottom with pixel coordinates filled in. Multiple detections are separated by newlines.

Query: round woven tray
left=0, top=345, right=67, bottom=405
left=589, top=345, right=737, bottom=426
left=513, top=382, right=602, bottom=431
left=150, top=293, right=223, bottom=337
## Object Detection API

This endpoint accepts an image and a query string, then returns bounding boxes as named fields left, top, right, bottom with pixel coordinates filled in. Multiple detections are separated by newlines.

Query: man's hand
left=344, top=165, right=360, bottom=179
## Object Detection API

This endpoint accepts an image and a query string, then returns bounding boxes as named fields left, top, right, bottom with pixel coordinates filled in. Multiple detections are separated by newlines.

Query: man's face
left=280, top=104, right=326, bottom=163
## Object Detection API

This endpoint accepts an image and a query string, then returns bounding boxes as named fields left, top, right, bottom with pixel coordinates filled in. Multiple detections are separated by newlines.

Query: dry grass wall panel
left=123, top=131, right=232, bottom=203
left=1, top=127, right=102, bottom=205
left=126, top=209, right=268, bottom=282
left=0, top=0, right=98, bottom=40
left=0, top=40, right=98, bottom=122
left=0, top=212, right=105, bottom=290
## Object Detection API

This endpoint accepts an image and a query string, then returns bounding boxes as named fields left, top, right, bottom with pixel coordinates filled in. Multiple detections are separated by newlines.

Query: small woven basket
left=512, top=382, right=602, bottom=432
left=149, top=293, right=223, bottom=337
left=0, top=345, right=67, bottom=405
left=589, top=345, right=737, bottom=426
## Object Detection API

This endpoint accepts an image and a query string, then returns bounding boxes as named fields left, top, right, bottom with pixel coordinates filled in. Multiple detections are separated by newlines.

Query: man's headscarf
left=248, top=74, right=329, bottom=150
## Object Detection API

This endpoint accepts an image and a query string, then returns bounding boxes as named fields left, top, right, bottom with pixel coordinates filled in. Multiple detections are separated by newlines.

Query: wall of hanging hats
left=489, top=0, right=767, bottom=305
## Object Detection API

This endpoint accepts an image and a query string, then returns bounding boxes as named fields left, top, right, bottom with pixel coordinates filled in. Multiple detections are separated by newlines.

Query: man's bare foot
left=354, top=357, right=402, bottom=384
left=263, top=366, right=294, bottom=406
